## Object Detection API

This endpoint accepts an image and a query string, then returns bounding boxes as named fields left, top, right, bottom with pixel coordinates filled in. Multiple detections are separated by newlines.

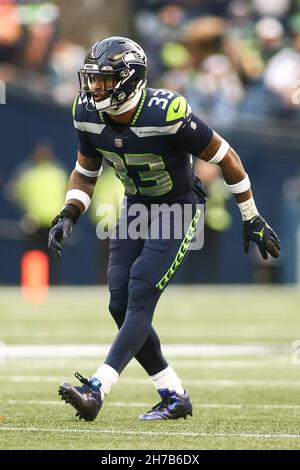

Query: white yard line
left=0, top=355, right=295, bottom=371
left=123, top=378, right=300, bottom=387
left=2, top=344, right=290, bottom=359
left=0, top=425, right=300, bottom=440
left=1, top=375, right=300, bottom=387
left=4, top=400, right=300, bottom=410
left=1, top=359, right=293, bottom=370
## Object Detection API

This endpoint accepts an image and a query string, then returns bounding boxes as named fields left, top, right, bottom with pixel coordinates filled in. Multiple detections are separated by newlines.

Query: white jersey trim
left=74, top=121, right=105, bottom=135
left=131, top=121, right=182, bottom=137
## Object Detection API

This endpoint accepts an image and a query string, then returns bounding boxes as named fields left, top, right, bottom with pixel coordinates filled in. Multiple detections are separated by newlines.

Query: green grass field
left=1, top=285, right=300, bottom=450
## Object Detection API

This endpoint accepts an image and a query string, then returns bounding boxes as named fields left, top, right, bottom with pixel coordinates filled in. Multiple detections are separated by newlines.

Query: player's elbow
left=218, top=147, right=242, bottom=171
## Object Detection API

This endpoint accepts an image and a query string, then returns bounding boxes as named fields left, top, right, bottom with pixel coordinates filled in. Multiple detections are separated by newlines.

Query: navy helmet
left=79, top=36, right=147, bottom=112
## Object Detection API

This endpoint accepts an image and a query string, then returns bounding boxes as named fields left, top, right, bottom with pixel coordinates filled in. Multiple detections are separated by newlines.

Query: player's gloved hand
left=48, top=204, right=81, bottom=258
left=243, top=215, right=281, bottom=260
left=48, top=216, right=73, bottom=258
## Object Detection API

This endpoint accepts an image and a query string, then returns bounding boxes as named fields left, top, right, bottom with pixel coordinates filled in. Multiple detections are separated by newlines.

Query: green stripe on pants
left=156, top=208, right=202, bottom=291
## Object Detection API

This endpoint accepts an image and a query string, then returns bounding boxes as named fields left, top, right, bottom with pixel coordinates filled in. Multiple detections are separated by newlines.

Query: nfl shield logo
left=115, top=138, right=123, bottom=148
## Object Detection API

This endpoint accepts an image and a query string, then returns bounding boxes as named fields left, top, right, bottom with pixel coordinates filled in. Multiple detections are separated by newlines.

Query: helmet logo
left=123, top=50, right=146, bottom=66
left=115, top=138, right=123, bottom=148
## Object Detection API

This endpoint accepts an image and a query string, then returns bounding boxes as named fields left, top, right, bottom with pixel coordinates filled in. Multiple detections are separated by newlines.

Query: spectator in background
left=227, top=0, right=254, bottom=40
left=135, top=0, right=300, bottom=123
left=233, top=16, right=286, bottom=118
left=135, top=4, right=186, bottom=82
left=20, top=2, right=59, bottom=72
left=197, top=53, right=244, bottom=123
left=252, top=0, right=291, bottom=19
left=0, top=1, right=23, bottom=64
left=255, top=16, right=285, bottom=63
left=160, top=15, right=227, bottom=107
left=0, top=2, right=59, bottom=73
left=0, top=1, right=83, bottom=106
left=158, top=41, right=193, bottom=95
left=161, top=15, right=244, bottom=122
left=48, top=39, right=86, bottom=105
left=181, top=15, right=226, bottom=68
left=263, top=14, right=300, bottom=117
left=5, top=140, right=68, bottom=283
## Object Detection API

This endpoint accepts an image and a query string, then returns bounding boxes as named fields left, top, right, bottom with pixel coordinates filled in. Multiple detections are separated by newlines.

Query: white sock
left=91, top=364, right=119, bottom=401
left=150, top=365, right=184, bottom=395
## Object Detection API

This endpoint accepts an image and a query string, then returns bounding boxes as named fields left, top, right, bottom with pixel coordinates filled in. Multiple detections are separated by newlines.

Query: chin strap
left=95, top=89, right=143, bottom=115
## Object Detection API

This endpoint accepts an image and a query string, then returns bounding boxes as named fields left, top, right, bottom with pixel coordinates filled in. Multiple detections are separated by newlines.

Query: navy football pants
left=105, top=187, right=204, bottom=374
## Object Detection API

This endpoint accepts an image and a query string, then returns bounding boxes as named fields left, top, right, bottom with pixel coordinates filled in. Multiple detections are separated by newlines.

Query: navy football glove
left=48, top=204, right=81, bottom=258
left=48, top=216, right=73, bottom=258
left=243, top=215, right=280, bottom=260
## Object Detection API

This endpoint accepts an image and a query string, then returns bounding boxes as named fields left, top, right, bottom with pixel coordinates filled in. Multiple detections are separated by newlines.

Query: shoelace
left=74, top=372, right=100, bottom=393
left=74, top=372, right=89, bottom=385
left=151, top=395, right=172, bottom=411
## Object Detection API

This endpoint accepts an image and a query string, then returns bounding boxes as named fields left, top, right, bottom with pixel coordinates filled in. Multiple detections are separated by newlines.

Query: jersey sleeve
left=72, top=95, right=102, bottom=159
left=167, top=95, right=213, bottom=155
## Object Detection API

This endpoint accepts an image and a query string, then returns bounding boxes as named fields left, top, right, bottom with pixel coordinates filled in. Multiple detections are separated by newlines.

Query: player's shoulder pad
left=165, top=92, right=192, bottom=124
left=145, top=88, right=191, bottom=129
left=72, top=94, right=86, bottom=123
left=72, top=94, right=102, bottom=136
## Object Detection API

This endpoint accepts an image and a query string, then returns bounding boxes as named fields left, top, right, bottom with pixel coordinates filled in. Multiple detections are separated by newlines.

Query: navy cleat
left=58, top=372, right=103, bottom=421
left=139, top=389, right=193, bottom=421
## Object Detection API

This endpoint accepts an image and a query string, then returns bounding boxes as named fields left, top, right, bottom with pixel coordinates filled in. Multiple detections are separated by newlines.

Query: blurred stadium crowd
left=135, top=0, right=300, bottom=123
left=0, top=0, right=86, bottom=104
left=1, top=0, right=300, bottom=121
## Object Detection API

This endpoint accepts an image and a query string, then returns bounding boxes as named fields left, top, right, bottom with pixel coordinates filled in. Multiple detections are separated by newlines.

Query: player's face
left=90, top=75, right=117, bottom=102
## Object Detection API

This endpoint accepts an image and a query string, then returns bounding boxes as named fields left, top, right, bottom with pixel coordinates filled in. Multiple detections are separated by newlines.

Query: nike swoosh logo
left=253, top=228, right=265, bottom=241
left=173, top=103, right=180, bottom=113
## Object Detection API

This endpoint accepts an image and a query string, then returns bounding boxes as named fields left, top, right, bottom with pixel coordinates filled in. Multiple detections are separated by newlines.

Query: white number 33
left=148, top=89, right=174, bottom=110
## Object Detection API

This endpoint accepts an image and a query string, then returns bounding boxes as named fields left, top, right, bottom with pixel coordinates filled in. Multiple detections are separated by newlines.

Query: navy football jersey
left=73, top=88, right=213, bottom=203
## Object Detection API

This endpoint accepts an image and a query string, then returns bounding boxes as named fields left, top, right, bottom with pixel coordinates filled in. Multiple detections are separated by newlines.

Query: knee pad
left=128, top=277, right=160, bottom=302
left=126, top=278, right=161, bottom=334
left=108, top=289, right=128, bottom=328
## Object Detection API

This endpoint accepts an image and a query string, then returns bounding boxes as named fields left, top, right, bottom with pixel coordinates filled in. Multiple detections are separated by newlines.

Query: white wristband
left=65, top=189, right=91, bottom=213
left=238, top=197, right=259, bottom=221
left=75, top=161, right=102, bottom=178
left=207, top=139, right=229, bottom=164
left=224, top=174, right=251, bottom=194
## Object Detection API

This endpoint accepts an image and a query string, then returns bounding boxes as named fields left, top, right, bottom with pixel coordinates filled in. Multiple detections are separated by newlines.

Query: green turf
left=1, top=286, right=300, bottom=450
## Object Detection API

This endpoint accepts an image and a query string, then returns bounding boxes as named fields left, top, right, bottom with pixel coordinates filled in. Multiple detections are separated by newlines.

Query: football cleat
left=58, top=372, right=103, bottom=421
left=139, top=389, right=193, bottom=421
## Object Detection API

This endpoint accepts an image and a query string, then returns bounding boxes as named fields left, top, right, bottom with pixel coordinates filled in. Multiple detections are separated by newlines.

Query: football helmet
left=79, top=36, right=147, bottom=114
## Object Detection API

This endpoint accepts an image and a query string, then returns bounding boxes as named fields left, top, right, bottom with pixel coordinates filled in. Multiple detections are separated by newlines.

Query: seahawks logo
left=123, top=50, right=146, bottom=66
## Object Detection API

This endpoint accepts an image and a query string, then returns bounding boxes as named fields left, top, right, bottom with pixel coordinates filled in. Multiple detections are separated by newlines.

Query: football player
left=48, top=37, right=280, bottom=421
